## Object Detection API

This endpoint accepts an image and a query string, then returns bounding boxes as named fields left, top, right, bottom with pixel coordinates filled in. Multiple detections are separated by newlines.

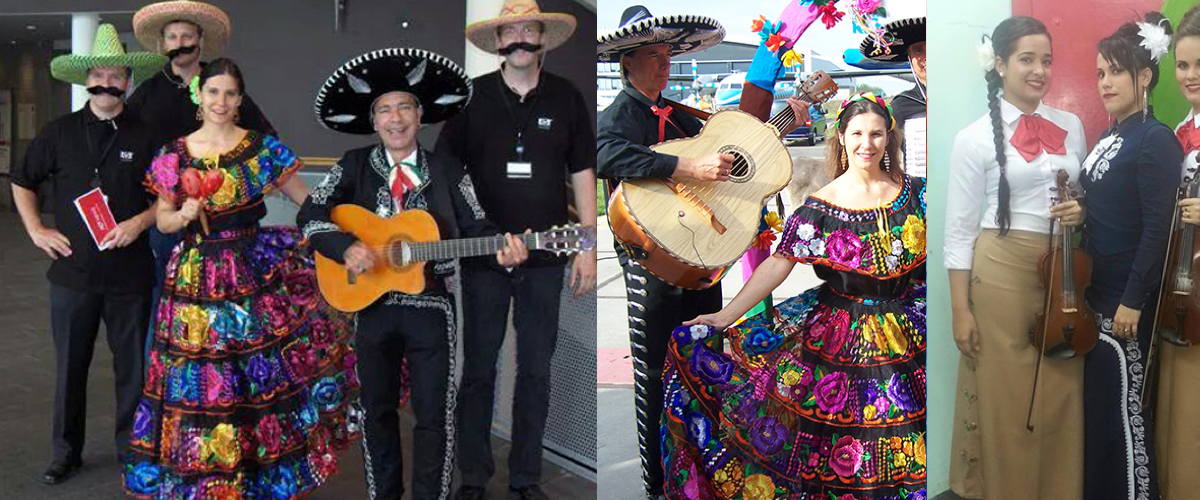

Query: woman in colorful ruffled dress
left=662, top=92, right=926, bottom=500
left=122, top=58, right=359, bottom=499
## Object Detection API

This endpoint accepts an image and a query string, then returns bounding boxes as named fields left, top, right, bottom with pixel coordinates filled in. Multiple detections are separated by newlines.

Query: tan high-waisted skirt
left=948, top=229, right=1084, bottom=500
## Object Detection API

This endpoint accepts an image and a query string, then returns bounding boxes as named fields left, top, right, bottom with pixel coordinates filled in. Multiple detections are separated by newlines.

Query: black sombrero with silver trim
left=859, top=17, right=925, bottom=62
left=597, top=5, right=725, bottom=63
left=314, top=48, right=472, bottom=135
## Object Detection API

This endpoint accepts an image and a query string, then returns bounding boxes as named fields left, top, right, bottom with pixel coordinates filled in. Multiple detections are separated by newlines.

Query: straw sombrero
left=465, top=0, right=577, bottom=54
left=50, top=24, right=168, bottom=86
left=597, top=6, right=724, bottom=63
left=314, top=48, right=472, bottom=134
left=859, top=17, right=925, bottom=62
left=133, top=0, right=231, bottom=60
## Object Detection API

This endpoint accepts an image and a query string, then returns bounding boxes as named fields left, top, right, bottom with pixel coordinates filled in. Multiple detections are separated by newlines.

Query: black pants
left=458, top=264, right=564, bottom=489
left=355, top=293, right=457, bottom=500
left=1083, top=304, right=1159, bottom=500
left=622, top=260, right=721, bottom=495
left=48, top=284, right=148, bottom=464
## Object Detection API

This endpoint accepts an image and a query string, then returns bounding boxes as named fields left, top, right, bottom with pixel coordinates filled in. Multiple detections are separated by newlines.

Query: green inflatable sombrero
left=50, top=24, right=167, bottom=86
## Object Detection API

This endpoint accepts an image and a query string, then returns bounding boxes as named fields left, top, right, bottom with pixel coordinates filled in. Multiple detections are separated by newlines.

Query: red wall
left=1014, top=0, right=1163, bottom=146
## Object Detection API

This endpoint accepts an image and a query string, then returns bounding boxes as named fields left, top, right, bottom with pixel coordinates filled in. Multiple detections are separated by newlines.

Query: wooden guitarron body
left=315, top=205, right=593, bottom=312
left=609, top=71, right=837, bottom=289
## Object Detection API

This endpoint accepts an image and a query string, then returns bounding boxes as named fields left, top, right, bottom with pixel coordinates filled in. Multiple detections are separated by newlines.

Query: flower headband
left=1137, top=19, right=1170, bottom=62
left=833, top=91, right=895, bottom=131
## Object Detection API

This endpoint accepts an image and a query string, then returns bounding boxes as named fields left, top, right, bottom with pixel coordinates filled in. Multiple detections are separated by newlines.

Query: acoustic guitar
left=608, top=71, right=839, bottom=289
left=315, top=205, right=595, bottom=312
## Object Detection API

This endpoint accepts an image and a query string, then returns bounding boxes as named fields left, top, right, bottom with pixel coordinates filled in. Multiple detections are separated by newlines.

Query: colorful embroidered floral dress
left=663, top=176, right=927, bottom=500
left=123, top=131, right=360, bottom=499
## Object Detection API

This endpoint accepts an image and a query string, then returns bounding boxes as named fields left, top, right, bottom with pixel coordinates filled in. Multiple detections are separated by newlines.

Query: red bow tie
left=1178, top=121, right=1200, bottom=152
left=1009, top=114, right=1067, bottom=162
left=650, top=105, right=683, bottom=143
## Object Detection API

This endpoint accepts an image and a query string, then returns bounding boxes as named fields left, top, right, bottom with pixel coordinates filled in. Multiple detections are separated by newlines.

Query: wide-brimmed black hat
left=597, top=5, right=724, bottom=63
left=859, top=17, right=925, bottom=62
left=314, top=48, right=472, bottom=135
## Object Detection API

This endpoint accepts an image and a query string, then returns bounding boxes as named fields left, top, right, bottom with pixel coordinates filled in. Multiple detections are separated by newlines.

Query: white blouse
left=944, top=98, right=1087, bottom=270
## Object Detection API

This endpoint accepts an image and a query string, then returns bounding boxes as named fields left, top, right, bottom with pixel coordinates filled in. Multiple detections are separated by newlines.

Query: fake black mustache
left=497, top=42, right=543, bottom=56
left=166, top=45, right=199, bottom=59
left=86, top=86, right=125, bottom=97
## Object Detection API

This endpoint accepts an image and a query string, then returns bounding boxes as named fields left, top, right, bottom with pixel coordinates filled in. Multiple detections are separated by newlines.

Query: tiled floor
left=0, top=210, right=595, bottom=500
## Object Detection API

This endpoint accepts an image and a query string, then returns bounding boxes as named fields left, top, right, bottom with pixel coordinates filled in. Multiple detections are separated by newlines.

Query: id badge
left=507, top=161, right=532, bottom=179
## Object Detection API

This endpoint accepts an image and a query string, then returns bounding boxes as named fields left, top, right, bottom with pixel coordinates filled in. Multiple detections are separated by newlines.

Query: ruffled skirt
left=123, top=226, right=359, bottom=499
left=663, top=282, right=927, bottom=500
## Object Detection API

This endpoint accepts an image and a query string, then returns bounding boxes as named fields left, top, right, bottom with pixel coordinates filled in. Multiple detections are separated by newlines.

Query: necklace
left=162, top=66, right=187, bottom=88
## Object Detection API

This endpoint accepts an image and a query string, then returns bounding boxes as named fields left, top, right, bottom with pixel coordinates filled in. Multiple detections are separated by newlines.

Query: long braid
left=987, top=16, right=1049, bottom=235
left=986, top=69, right=1012, bottom=235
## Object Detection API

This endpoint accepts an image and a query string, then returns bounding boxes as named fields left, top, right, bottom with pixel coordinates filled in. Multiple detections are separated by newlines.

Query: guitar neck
left=765, top=88, right=816, bottom=138
left=405, top=232, right=539, bottom=262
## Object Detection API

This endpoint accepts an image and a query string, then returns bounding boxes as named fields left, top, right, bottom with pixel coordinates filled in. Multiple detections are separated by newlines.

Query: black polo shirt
left=126, top=62, right=276, bottom=147
left=11, top=104, right=157, bottom=294
left=435, top=68, right=594, bottom=266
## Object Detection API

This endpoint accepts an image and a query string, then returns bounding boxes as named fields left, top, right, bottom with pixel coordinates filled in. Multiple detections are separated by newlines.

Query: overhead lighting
left=25, top=25, right=36, bottom=30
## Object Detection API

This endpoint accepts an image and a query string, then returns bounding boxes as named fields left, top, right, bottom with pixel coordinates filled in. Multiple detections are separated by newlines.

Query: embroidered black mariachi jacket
left=296, top=144, right=501, bottom=297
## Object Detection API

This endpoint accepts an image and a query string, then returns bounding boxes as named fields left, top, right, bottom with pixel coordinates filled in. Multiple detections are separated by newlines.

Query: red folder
left=73, top=187, right=117, bottom=250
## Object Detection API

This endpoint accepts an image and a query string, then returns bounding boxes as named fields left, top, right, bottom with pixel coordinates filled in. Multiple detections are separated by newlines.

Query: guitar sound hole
left=718, top=145, right=753, bottom=183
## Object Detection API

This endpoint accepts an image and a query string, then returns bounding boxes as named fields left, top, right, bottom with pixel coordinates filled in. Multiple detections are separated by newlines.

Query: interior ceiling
left=0, top=12, right=134, bottom=45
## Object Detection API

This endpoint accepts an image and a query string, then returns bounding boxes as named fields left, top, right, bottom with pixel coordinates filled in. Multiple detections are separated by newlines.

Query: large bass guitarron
left=608, top=70, right=838, bottom=289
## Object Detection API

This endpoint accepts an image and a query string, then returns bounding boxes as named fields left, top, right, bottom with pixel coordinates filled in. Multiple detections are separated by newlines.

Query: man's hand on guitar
left=781, top=97, right=811, bottom=135
left=496, top=232, right=529, bottom=268
left=674, top=153, right=735, bottom=182
left=343, top=241, right=378, bottom=275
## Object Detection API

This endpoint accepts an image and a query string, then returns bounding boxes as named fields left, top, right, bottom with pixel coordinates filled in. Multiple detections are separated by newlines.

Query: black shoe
left=509, top=485, right=549, bottom=500
left=40, top=459, right=81, bottom=485
left=456, top=485, right=486, bottom=500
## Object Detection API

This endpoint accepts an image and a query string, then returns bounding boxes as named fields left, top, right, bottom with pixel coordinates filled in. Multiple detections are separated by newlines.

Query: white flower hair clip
left=977, top=36, right=996, bottom=72
left=1138, top=20, right=1170, bottom=62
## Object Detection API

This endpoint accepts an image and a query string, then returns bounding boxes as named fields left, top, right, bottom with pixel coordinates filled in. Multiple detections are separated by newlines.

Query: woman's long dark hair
left=198, top=57, right=246, bottom=95
left=1098, top=12, right=1173, bottom=108
left=986, top=16, right=1050, bottom=235
left=824, top=99, right=905, bottom=183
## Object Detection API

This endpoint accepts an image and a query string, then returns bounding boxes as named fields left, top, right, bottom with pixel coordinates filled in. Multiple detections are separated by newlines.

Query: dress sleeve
left=145, top=144, right=181, bottom=199
left=1121, top=125, right=1184, bottom=309
left=260, top=134, right=303, bottom=190
left=774, top=205, right=824, bottom=263
left=943, top=126, right=988, bottom=270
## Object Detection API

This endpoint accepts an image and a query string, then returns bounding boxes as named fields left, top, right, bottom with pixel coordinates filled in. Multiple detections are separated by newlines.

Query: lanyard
left=85, top=118, right=120, bottom=189
left=496, top=76, right=542, bottom=162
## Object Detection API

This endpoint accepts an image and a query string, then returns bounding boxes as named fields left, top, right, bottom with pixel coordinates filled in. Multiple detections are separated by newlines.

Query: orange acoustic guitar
left=608, top=71, right=838, bottom=289
left=315, top=204, right=595, bottom=312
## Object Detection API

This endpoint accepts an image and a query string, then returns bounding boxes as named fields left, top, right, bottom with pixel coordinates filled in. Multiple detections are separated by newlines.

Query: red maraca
left=201, top=169, right=224, bottom=198
left=180, top=165, right=224, bottom=233
left=181, top=167, right=203, bottom=198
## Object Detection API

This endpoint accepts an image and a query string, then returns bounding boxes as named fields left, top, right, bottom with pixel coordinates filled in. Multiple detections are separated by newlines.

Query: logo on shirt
left=119, top=151, right=134, bottom=162
left=537, top=117, right=553, bottom=130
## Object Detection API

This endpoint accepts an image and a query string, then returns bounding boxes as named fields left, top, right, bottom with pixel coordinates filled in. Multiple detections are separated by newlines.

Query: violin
left=1154, top=164, right=1200, bottom=346
left=1031, top=169, right=1098, bottom=359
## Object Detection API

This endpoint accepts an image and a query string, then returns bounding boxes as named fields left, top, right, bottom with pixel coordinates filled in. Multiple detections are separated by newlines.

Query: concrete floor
left=595, top=145, right=828, bottom=500
left=0, top=209, right=595, bottom=500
